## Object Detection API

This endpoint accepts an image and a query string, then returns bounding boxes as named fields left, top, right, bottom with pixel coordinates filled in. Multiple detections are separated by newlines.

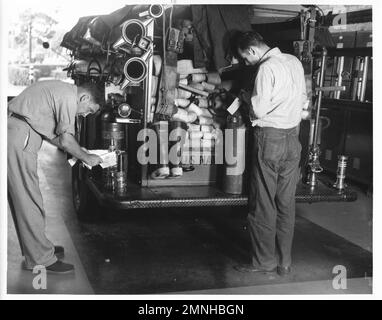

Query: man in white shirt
left=234, top=31, right=306, bottom=276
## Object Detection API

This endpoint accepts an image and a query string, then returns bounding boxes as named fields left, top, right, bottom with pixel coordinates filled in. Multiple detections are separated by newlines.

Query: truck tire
left=72, top=163, right=101, bottom=222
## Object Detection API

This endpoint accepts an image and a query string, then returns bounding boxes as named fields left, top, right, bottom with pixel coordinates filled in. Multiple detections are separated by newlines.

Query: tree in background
left=8, top=8, right=69, bottom=88
left=9, top=8, right=67, bottom=64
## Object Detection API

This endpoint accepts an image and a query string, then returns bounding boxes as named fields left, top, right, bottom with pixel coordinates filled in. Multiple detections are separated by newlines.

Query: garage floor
left=7, top=142, right=372, bottom=295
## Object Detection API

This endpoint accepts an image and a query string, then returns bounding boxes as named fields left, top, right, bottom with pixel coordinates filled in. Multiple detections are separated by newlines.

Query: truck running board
left=87, top=177, right=357, bottom=210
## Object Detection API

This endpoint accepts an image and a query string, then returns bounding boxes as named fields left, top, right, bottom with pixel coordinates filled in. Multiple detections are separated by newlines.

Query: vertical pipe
left=334, top=56, right=344, bottom=99
left=145, top=21, right=154, bottom=126
left=329, top=56, right=337, bottom=98
left=308, top=9, right=316, bottom=42
left=359, top=56, right=369, bottom=102
left=356, top=58, right=365, bottom=100
left=316, top=60, right=322, bottom=86
left=312, top=48, right=327, bottom=150
left=141, top=20, right=154, bottom=186
left=351, top=57, right=361, bottom=100
left=300, top=10, right=305, bottom=40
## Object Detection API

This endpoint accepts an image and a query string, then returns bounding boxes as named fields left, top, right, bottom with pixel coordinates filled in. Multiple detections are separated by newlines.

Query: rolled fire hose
left=187, top=103, right=203, bottom=117
left=197, top=97, right=209, bottom=108
left=202, top=132, right=217, bottom=140
left=202, top=82, right=215, bottom=92
left=199, top=116, right=214, bottom=125
left=174, top=98, right=191, bottom=108
left=191, top=73, right=207, bottom=83
left=189, top=82, right=205, bottom=91
left=188, top=123, right=200, bottom=131
left=189, top=131, right=203, bottom=140
left=176, top=88, right=192, bottom=99
left=188, top=103, right=213, bottom=119
left=201, top=125, right=214, bottom=133
left=177, top=60, right=193, bottom=74
left=179, top=78, right=188, bottom=85
left=172, top=109, right=197, bottom=123
left=199, top=108, right=213, bottom=118
left=187, top=112, right=198, bottom=123
left=178, top=83, right=209, bottom=97
left=177, top=59, right=208, bottom=75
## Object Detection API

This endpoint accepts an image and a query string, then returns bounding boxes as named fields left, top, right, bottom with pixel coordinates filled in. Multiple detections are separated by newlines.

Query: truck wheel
left=72, top=163, right=101, bottom=222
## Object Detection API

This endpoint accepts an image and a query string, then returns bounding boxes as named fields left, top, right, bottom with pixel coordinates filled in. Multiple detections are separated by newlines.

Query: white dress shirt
left=250, top=47, right=307, bottom=129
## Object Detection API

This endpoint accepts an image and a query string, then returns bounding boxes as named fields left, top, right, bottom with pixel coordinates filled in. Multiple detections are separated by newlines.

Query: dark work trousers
left=8, top=116, right=57, bottom=269
left=248, top=125, right=301, bottom=270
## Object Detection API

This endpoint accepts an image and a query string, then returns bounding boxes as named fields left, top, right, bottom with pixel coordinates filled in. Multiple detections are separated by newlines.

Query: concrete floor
left=7, top=142, right=372, bottom=295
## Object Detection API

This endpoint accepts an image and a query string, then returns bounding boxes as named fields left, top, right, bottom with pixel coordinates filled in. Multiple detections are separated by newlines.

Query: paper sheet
left=68, top=149, right=117, bottom=169
left=227, top=97, right=241, bottom=115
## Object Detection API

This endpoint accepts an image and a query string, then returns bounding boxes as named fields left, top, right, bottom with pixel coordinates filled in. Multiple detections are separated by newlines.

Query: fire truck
left=60, top=4, right=359, bottom=221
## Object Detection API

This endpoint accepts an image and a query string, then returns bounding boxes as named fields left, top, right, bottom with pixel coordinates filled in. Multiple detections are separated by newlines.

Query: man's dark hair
left=78, top=82, right=104, bottom=105
left=236, top=31, right=266, bottom=51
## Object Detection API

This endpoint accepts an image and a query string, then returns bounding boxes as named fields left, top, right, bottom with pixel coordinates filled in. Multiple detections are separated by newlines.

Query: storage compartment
left=63, top=7, right=248, bottom=196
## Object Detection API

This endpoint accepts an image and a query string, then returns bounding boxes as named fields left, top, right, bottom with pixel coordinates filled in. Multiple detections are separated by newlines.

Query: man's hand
left=238, top=89, right=252, bottom=106
left=58, top=133, right=101, bottom=166
left=83, top=154, right=103, bottom=167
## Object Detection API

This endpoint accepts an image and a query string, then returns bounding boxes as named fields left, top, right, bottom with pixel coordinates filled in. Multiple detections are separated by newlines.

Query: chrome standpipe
left=333, top=155, right=348, bottom=191
left=306, top=47, right=346, bottom=189
left=306, top=47, right=327, bottom=188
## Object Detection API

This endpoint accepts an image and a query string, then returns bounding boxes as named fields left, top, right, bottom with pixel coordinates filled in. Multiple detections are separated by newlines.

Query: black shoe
left=277, top=266, right=291, bottom=276
left=54, top=246, right=65, bottom=259
left=46, top=261, right=74, bottom=274
left=234, top=264, right=276, bottom=274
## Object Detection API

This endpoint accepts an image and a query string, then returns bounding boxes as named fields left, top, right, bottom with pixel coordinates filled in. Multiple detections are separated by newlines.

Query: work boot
left=234, top=264, right=276, bottom=274
left=277, top=266, right=291, bottom=276
left=54, top=246, right=65, bottom=259
left=46, top=261, right=74, bottom=274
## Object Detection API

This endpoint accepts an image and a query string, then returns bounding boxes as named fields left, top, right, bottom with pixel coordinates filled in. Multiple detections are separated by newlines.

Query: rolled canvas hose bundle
left=176, top=88, right=192, bottom=99
left=174, top=98, right=191, bottom=108
left=191, top=73, right=207, bottom=83
left=177, top=59, right=207, bottom=75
